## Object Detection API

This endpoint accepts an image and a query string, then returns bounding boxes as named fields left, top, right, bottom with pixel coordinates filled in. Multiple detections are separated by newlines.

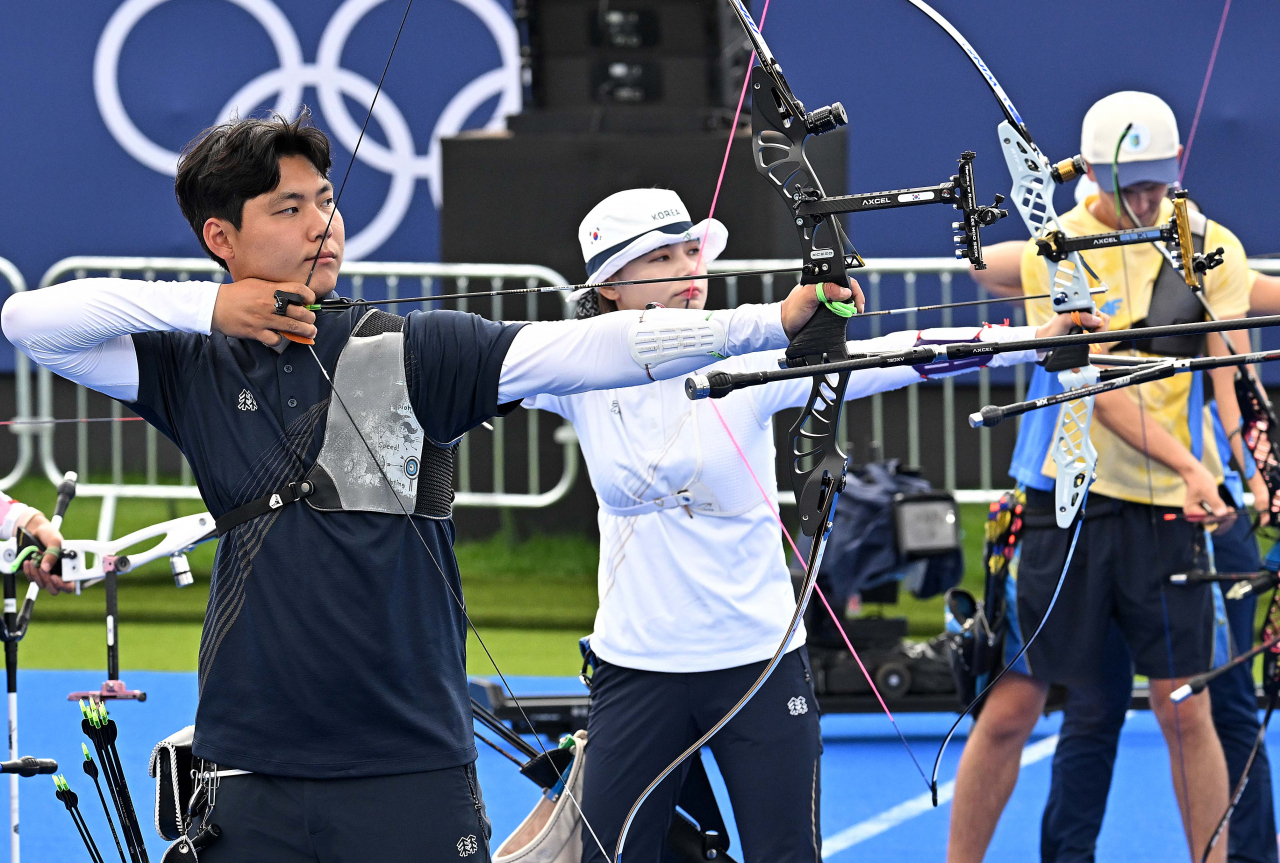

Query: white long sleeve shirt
left=0, top=279, right=788, bottom=404
left=526, top=325, right=1041, bottom=673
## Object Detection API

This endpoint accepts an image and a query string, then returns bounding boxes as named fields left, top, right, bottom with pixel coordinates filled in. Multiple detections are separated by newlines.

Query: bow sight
left=1035, top=190, right=1226, bottom=287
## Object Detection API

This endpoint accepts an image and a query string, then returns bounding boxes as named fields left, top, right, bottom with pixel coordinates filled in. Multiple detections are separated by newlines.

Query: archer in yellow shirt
left=1020, top=194, right=1255, bottom=509
left=949, top=91, right=1248, bottom=863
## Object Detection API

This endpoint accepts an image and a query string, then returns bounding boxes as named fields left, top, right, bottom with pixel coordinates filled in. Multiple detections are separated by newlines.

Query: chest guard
left=1127, top=211, right=1209, bottom=358
left=303, top=310, right=455, bottom=519
left=212, top=311, right=455, bottom=537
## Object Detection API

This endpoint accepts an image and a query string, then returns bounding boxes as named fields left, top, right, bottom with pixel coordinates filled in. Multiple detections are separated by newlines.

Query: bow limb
left=902, top=0, right=1103, bottom=528
left=612, top=470, right=842, bottom=860
left=1201, top=585, right=1280, bottom=862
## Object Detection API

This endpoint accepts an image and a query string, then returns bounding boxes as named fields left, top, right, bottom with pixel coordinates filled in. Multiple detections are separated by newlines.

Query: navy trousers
left=1040, top=514, right=1277, bottom=863
left=580, top=648, right=822, bottom=863
left=195, top=762, right=492, bottom=863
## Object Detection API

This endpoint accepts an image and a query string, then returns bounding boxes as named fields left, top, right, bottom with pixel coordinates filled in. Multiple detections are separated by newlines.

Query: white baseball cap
left=1080, top=91, right=1181, bottom=190
left=573, top=189, right=727, bottom=300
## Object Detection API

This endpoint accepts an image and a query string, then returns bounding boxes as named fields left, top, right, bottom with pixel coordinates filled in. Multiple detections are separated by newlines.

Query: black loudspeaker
left=439, top=127, right=847, bottom=293
left=512, top=0, right=751, bottom=133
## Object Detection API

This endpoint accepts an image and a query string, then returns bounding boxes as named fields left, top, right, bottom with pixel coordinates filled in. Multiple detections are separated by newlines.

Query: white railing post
left=0, top=257, right=33, bottom=489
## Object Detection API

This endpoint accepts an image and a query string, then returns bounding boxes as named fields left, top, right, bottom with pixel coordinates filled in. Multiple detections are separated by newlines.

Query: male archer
left=0, top=111, right=861, bottom=861
left=948, top=92, right=1253, bottom=863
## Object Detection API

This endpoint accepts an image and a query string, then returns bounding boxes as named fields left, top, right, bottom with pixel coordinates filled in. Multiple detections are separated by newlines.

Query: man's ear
left=203, top=218, right=236, bottom=264
left=1083, top=161, right=1097, bottom=183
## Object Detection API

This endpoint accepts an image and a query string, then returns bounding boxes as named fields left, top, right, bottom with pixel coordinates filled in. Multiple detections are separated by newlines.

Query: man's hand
left=19, top=512, right=68, bottom=595
left=1034, top=310, right=1109, bottom=339
left=1180, top=461, right=1230, bottom=522
left=211, top=279, right=318, bottom=346
left=780, top=280, right=865, bottom=340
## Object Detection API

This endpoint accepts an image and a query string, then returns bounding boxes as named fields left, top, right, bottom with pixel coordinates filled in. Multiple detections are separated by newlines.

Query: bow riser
left=750, top=65, right=853, bottom=292
left=749, top=60, right=855, bottom=531
left=790, top=372, right=852, bottom=536
left=1051, top=367, right=1100, bottom=527
left=1236, top=372, right=1280, bottom=519
left=997, top=122, right=1094, bottom=315
left=997, top=120, right=1098, bottom=527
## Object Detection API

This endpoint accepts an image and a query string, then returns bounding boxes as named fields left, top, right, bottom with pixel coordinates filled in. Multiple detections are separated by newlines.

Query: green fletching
left=81, top=743, right=91, bottom=760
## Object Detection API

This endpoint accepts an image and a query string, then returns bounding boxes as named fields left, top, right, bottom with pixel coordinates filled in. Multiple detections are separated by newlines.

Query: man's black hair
left=175, top=109, right=332, bottom=269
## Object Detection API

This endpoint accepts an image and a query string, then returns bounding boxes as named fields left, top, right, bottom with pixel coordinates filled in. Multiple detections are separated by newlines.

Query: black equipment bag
left=799, top=460, right=963, bottom=629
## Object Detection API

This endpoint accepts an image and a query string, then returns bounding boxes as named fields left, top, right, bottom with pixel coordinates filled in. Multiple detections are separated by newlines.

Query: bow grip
left=15, top=526, right=59, bottom=576
left=786, top=280, right=851, bottom=367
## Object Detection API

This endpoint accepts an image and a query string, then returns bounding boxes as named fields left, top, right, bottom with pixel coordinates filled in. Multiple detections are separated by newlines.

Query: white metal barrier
left=0, top=258, right=33, bottom=490
left=31, top=257, right=580, bottom=540
left=8, top=255, right=1279, bottom=516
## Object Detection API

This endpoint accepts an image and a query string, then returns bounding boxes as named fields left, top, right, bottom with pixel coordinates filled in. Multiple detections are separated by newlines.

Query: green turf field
left=27, top=482, right=1252, bottom=676
left=17, top=621, right=588, bottom=677
left=10, top=488, right=994, bottom=674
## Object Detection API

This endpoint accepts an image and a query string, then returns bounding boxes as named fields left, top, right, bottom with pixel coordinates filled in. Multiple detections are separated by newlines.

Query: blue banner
left=1, top=1, right=1277, bottom=373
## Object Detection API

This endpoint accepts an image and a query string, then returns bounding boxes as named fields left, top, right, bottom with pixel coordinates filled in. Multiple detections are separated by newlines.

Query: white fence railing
left=0, top=258, right=32, bottom=489
left=3, top=255, right=1279, bottom=517
left=28, top=257, right=580, bottom=540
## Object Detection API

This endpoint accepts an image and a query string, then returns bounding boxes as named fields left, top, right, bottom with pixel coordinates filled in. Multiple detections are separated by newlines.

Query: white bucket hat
left=572, top=189, right=728, bottom=303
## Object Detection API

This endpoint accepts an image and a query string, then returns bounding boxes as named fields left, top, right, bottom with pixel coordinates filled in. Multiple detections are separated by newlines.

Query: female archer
left=532, top=188, right=1105, bottom=862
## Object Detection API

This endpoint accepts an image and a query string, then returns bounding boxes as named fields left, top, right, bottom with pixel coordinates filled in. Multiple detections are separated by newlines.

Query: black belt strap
left=215, top=480, right=315, bottom=536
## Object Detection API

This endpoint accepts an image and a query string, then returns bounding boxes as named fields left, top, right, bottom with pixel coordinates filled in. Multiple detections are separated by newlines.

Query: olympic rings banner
left=1, top=0, right=519, bottom=295
left=0, top=0, right=1278, bottom=373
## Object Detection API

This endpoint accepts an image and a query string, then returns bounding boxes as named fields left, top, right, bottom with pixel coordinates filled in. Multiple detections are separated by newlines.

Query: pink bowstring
left=685, top=0, right=772, bottom=296
left=1178, top=0, right=1232, bottom=184
left=707, top=400, right=930, bottom=787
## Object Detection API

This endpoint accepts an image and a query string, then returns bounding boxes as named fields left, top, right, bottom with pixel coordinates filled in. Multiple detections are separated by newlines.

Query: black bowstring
left=1107, top=124, right=1199, bottom=833
left=293, top=3, right=611, bottom=857
left=303, top=3, right=415, bottom=287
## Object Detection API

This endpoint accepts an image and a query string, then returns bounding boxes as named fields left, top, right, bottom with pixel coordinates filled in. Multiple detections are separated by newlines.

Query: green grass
left=19, top=482, right=1274, bottom=678
left=18, top=622, right=586, bottom=676
left=6, top=494, right=993, bottom=672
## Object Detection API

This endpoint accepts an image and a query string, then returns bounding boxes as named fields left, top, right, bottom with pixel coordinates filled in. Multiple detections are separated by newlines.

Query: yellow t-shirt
left=1020, top=195, right=1251, bottom=507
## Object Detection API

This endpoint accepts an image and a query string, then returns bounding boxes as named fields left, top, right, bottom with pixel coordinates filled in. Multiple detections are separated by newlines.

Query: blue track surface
left=10, top=673, right=1280, bottom=861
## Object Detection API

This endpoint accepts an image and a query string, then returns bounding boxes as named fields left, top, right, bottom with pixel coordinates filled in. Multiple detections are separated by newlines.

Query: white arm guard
left=627, top=308, right=729, bottom=368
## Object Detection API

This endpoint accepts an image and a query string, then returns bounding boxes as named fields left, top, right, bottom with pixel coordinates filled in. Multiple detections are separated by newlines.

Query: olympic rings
left=93, top=0, right=521, bottom=260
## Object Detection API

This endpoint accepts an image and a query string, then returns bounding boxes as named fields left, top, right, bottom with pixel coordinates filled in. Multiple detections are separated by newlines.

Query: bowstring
left=305, top=346, right=612, bottom=862
left=684, top=0, right=771, bottom=310
left=1112, top=125, right=1196, bottom=835
left=1178, top=0, right=1233, bottom=186
left=707, top=400, right=931, bottom=789
left=304, top=2, right=415, bottom=287
left=294, top=3, right=611, bottom=858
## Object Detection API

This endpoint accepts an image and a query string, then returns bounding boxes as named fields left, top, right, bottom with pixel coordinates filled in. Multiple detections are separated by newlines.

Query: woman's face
left=597, top=240, right=708, bottom=311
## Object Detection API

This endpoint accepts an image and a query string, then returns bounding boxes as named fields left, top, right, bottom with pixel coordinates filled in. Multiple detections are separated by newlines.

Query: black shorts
left=194, top=762, right=491, bottom=863
left=1016, top=489, right=1217, bottom=685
